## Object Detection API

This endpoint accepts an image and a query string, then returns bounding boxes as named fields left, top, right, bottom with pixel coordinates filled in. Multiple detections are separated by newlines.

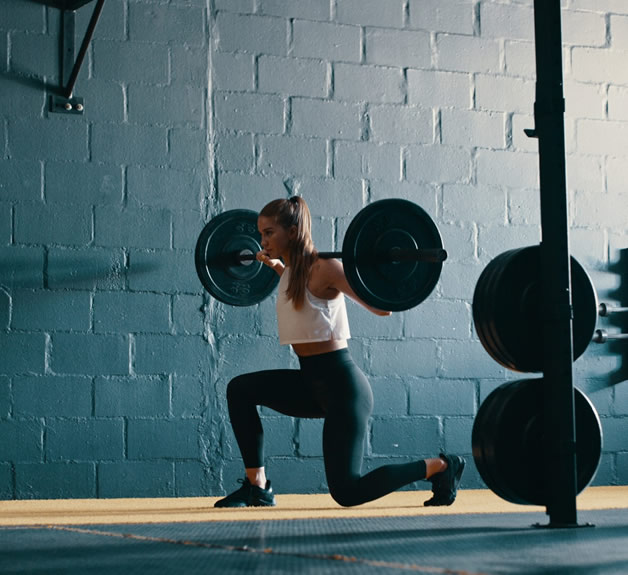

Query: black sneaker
left=214, top=478, right=276, bottom=508
left=424, top=453, right=465, bottom=507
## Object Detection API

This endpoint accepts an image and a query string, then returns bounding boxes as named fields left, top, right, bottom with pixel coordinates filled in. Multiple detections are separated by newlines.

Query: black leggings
left=225, top=348, right=427, bottom=507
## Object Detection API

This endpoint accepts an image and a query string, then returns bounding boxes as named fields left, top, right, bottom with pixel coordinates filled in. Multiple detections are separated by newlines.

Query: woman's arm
left=320, top=258, right=391, bottom=316
left=256, top=251, right=285, bottom=275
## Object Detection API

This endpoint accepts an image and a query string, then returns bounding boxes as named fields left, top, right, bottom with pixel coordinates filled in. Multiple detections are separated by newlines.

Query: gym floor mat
left=2, top=488, right=628, bottom=574
left=1, top=486, right=627, bottom=527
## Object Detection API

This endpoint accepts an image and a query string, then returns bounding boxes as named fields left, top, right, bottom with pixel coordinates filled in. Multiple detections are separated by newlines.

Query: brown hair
left=259, top=196, right=317, bottom=309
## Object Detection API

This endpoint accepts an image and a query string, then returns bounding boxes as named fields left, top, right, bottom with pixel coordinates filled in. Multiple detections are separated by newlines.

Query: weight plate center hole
left=224, top=237, right=261, bottom=280
left=239, top=249, right=255, bottom=266
left=374, top=230, right=418, bottom=278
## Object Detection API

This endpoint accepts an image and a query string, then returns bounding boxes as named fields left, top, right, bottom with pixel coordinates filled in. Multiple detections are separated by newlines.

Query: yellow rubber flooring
left=2, top=486, right=628, bottom=527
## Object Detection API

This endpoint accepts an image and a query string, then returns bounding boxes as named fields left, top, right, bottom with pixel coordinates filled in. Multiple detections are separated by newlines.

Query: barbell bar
left=195, top=198, right=446, bottom=311
left=229, top=247, right=448, bottom=265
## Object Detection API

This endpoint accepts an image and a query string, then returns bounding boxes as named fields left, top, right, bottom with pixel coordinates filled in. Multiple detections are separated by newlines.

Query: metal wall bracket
left=35, top=0, right=95, bottom=8
left=50, top=95, right=84, bottom=115
left=38, top=0, right=105, bottom=115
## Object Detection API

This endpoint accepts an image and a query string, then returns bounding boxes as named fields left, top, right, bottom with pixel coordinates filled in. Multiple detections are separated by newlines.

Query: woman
left=215, top=196, right=465, bottom=508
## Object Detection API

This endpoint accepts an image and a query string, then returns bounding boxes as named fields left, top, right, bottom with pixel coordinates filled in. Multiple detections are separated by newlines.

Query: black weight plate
left=472, top=378, right=602, bottom=506
left=491, top=246, right=598, bottom=372
left=475, top=250, right=525, bottom=370
left=483, top=249, right=528, bottom=370
left=194, top=209, right=279, bottom=306
left=492, top=379, right=600, bottom=505
left=342, top=199, right=443, bottom=312
left=481, top=379, right=552, bottom=505
left=471, top=383, right=519, bottom=503
left=473, top=251, right=519, bottom=370
left=472, top=380, right=543, bottom=504
left=472, top=261, right=503, bottom=367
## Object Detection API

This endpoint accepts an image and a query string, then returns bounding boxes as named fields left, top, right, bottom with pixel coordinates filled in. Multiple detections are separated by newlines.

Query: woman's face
left=257, top=215, right=296, bottom=260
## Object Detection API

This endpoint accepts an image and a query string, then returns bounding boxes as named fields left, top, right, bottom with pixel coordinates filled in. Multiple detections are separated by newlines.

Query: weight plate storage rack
left=471, top=0, right=603, bottom=528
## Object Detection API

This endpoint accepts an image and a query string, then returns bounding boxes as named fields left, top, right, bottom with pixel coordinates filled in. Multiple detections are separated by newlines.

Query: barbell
left=233, top=248, right=446, bottom=264
left=195, top=198, right=446, bottom=311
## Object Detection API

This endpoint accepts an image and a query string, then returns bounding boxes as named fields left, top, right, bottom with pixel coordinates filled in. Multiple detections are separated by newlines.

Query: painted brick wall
left=0, top=0, right=627, bottom=500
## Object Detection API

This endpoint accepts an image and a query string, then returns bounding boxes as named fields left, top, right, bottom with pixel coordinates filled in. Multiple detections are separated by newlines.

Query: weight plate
left=342, top=199, right=444, bottom=312
left=473, top=251, right=519, bottom=370
left=472, top=382, right=521, bottom=503
left=496, top=246, right=598, bottom=372
left=471, top=385, right=503, bottom=498
left=472, top=378, right=602, bottom=506
left=194, top=209, right=279, bottom=306
left=484, top=249, right=529, bottom=370
left=473, top=245, right=598, bottom=373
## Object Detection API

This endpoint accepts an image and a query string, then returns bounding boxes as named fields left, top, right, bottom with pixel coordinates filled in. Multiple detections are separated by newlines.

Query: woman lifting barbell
left=215, top=196, right=465, bottom=508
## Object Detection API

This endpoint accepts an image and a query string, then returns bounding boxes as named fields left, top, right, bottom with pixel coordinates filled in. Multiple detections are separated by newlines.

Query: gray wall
left=0, top=0, right=627, bottom=499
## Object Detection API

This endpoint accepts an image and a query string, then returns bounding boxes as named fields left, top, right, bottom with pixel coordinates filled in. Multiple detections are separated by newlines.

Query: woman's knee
left=327, top=470, right=362, bottom=507
left=226, top=374, right=255, bottom=405
left=328, top=482, right=360, bottom=508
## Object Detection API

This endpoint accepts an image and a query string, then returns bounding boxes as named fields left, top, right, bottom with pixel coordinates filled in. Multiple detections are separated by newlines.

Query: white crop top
left=276, top=267, right=351, bottom=345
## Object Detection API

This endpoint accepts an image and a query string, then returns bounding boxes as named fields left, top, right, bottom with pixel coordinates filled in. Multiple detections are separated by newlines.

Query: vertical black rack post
left=532, top=0, right=579, bottom=526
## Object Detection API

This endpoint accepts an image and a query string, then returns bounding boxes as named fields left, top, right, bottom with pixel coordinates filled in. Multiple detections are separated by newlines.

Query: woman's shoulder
left=312, top=255, right=343, bottom=276
left=309, top=256, right=344, bottom=291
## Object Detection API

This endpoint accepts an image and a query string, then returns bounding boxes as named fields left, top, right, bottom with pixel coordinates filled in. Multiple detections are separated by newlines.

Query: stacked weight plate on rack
left=472, top=246, right=599, bottom=372
left=472, top=379, right=602, bottom=505
left=471, top=245, right=603, bottom=506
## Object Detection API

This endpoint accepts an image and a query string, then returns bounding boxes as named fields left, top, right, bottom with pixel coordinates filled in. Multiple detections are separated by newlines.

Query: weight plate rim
left=473, top=251, right=520, bottom=370
left=473, top=263, right=506, bottom=368
left=472, top=381, right=523, bottom=502
left=489, top=378, right=545, bottom=504
left=491, top=247, right=547, bottom=372
left=473, top=252, right=515, bottom=368
left=474, top=379, right=538, bottom=504
left=483, top=248, right=529, bottom=371
left=571, top=259, right=599, bottom=362
left=573, top=385, right=604, bottom=492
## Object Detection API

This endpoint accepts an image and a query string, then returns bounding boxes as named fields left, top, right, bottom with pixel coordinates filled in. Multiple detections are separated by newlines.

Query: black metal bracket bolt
left=48, top=0, right=106, bottom=116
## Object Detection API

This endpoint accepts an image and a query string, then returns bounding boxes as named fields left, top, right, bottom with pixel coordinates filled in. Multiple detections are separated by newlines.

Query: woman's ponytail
left=259, top=196, right=316, bottom=309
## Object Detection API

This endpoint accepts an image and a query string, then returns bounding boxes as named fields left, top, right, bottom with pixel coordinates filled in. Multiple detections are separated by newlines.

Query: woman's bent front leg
left=226, top=369, right=325, bottom=469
